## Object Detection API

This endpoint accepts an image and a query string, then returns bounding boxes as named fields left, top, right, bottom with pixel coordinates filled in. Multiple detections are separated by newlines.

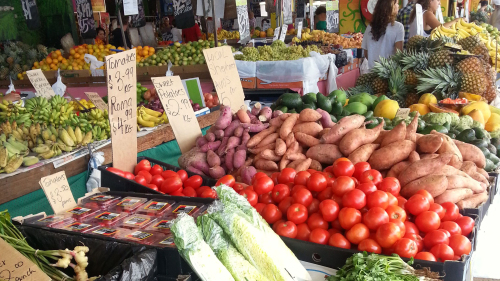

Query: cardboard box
left=240, top=77, right=257, bottom=89
left=136, top=66, right=150, bottom=76
left=60, top=70, right=91, bottom=78
left=256, top=78, right=303, bottom=89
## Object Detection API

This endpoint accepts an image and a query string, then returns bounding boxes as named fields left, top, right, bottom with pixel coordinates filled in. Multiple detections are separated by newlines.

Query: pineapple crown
left=400, top=51, right=430, bottom=72
left=372, top=57, right=399, bottom=79
left=388, top=66, right=407, bottom=98
left=416, top=65, right=460, bottom=99
left=344, top=85, right=374, bottom=97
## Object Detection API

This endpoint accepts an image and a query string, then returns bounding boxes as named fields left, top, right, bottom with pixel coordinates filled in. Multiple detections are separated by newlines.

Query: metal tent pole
left=115, top=0, right=129, bottom=49
left=212, top=0, right=218, bottom=46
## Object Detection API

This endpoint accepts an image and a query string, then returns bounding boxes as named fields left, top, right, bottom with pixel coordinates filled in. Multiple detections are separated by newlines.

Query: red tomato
left=292, top=188, right=313, bottom=207
left=176, top=170, right=187, bottom=182
left=184, top=175, right=203, bottom=189
left=287, top=203, right=309, bottom=224
left=331, top=194, right=343, bottom=207
left=150, top=175, right=165, bottom=188
left=375, top=222, right=401, bottom=248
left=161, top=176, right=183, bottom=194
left=171, top=189, right=185, bottom=197
left=415, top=190, right=434, bottom=204
left=359, top=169, right=383, bottom=185
left=317, top=186, right=333, bottom=201
left=385, top=205, right=406, bottom=222
left=332, top=160, right=355, bottom=177
left=107, top=167, right=124, bottom=177
left=358, top=238, right=382, bottom=254
left=346, top=223, right=370, bottom=244
left=254, top=203, right=267, bottom=214
left=397, top=196, right=407, bottom=208
left=448, top=234, right=471, bottom=256
left=424, top=230, right=450, bottom=250
left=338, top=207, right=362, bottom=230
left=366, top=190, right=389, bottom=209
left=161, top=170, right=178, bottom=179
left=274, top=221, right=298, bottom=238
left=415, top=211, right=441, bottom=233
left=308, top=198, right=320, bottom=215
left=404, top=233, right=424, bottom=252
left=201, top=189, right=217, bottom=198
left=272, top=220, right=284, bottom=232
left=414, top=252, right=437, bottom=261
left=331, top=219, right=343, bottom=230
left=262, top=204, right=283, bottom=224
left=307, top=169, right=318, bottom=174
left=216, top=175, right=236, bottom=187
left=331, top=176, right=355, bottom=197
left=357, top=182, right=377, bottom=195
left=430, top=244, right=455, bottom=262
left=279, top=168, right=297, bottom=184
left=318, top=199, right=340, bottom=222
left=390, top=219, right=406, bottom=237
left=296, top=223, right=311, bottom=241
left=239, top=189, right=258, bottom=206
left=123, top=172, right=135, bottom=180
left=278, top=197, right=294, bottom=215
left=309, top=228, right=330, bottom=244
left=455, top=216, right=475, bottom=236
left=254, top=176, right=274, bottom=195
left=146, top=184, right=158, bottom=191
left=363, top=207, right=389, bottom=230
left=387, top=193, right=398, bottom=206
left=329, top=233, right=351, bottom=249
left=404, top=221, right=420, bottom=235
left=183, top=186, right=197, bottom=197
left=394, top=238, right=418, bottom=258
left=137, top=170, right=152, bottom=183
left=439, top=221, right=462, bottom=236
left=134, top=159, right=151, bottom=175
left=271, top=184, right=290, bottom=203
left=441, top=202, right=460, bottom=222
left=377, top=177, right=401, bottom=196
left=328, top=228, right=342, bottom=236
left=271, top=172, right=280, bottom=185
left=307, top=173, right=328, bottom=192
left=252, top=172, right=268, bottom=185
left=196, top=186, right=211, bottom=196
left=353, top=162, right=371, bottom=180
left=259, top=192, right=274, bottom=204
left=429, top=203, right=445, bottom=219
left=405, top=194, right=430, bottom=216
left=232, top=183, right=246, bottom=193
left=294, top=171, right=311, bottom=186
left=307, top=213, right=329, bottom=230
left=150, top=165, right=163, bottom=176
left=291, top=185, right=307, bottom=196
left=342, top=189, right=366, bottom=209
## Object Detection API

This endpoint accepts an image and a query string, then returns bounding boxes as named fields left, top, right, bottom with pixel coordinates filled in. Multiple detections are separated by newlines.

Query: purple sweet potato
left=316, top=108, right=335, bottom=128
left=239, top=129, right=251, bottom=150
left=258, top=106, right=273, bottom=122
left=205, top=132, right=216, bottom=142
left=251, top=102, right=262, bottom=116
left=273, top=110, right=284, bottom=118
left=213, top=129, right=224, bottom=140
left=214, top=106, right=232, bottom=130
left=196, top=136, right=208, bottom=148
left=224, top=120, right=241, bottom=137
left=241, top=166, right=257, bottom=185
left=178, top=147, right=206, bottom=169
left=209, top=166, right=226, bottom=179
left=234, top=126, right=244, bottom=137
left=233, top=150, right=247, bottom=169
left=186, top=165, right=207, bottom=176
left=226, top=136, right=241, bottom=151
left=217, top=137, right=229, bottom=156
left=241, top=123, right=270, bottom=132
left=225, top=148, right=235, bottom=172
left=191, top=159, right=210, bottom=175
left=207, top=150, right=221, bottom=167
left=200, top=141, right=221, bottom=152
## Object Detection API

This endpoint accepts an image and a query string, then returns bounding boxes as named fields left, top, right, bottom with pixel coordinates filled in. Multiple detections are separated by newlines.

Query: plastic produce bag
left=326, top=54, right=338, bottom=94
left=197, top=215, right=268, bottom=281
left=170, top=213, right=234, bottom=281
left=52, top=69, right=67, bottom=97
left=360, top=58, right=370, bottom=74
left=6, top=77, right=15, bottom=94
left=235, top=60, right=256, bottom=79
left=166, top=61, right=174, bottom=77
left=84, top=54, right=105, bottom=77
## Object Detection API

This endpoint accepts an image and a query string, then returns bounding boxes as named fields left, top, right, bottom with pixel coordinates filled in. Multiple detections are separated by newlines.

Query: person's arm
left=423, top=11, right=443, bottom=29
left=443, top=17, right=461, bottom=28
left=395, top=41, right=403, bottom=51
left=0, top=92, right=20, bottom=103
left=364, top=50, right=368, bottom=59
left=394, top=23, right=404, bottom=52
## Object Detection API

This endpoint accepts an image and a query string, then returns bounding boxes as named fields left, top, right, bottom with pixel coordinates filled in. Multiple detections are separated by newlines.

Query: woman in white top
left=408, top=0, right=461, bottom=38
left=361, top=0, right=404, bottom=69
left=171, top=19, right=182, bottom=42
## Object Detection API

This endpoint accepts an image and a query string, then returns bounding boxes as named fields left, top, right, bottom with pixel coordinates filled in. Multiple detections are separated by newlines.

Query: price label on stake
left=85, top=92, right=108, bottom=111
left=279, top=24, right=288, bottom=42
left=203, top=46, right=246, bottom=113
left=39, top=171, right=77, bottom=214
left=105, top=49, right=137, bottom=173
left=26, top=69, right=56, bottom=99
left=396, top=108, right=411, bottom=119
left=0, top=238, right=51, bottom=281
left=152, top=76, right=202, bottom=153
left=273, top=27, right=280, bottom=41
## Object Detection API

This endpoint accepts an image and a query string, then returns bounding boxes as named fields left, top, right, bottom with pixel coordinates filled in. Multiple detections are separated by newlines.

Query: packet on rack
left=85, top=211, right=130, bottom=226
left=91, top=226, right=129, bottom=238
left=122, top=230, right=166, bottom=245
left=117, top=214, right=155, bottom=229
left=65, top=206, right=101, bottom=221
left=143, top=216, right=175, bottom=234
left=108, top=197, right=148, bottom=213
left=152, top=233, right=176, bottom=248
left=79, top=194, right=122, bottom=209
left=55, top=221, right=98, bottom=233
left=136, top=199, right=176, bottom=217
left=171, top=201, right=207, bottom=218
left=31, top=214, right=75, bottom=228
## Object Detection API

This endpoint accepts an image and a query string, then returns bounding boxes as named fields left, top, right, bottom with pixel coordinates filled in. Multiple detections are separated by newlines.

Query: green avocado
left=317, top=93, right=332, bottom=113
left=343, top=102, right=368, bottom=115
left=329, top=90, right=347, bottom=106
left=302, top=93, right=317, bottom=105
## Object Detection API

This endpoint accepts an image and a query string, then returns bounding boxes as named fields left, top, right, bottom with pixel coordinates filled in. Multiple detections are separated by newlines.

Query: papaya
left=428, top=103, right=459, bottom=115
left=418, top=93, right=438, bottom=106
left=409, top=104, right=430, bottom=116
left=344, top=102, right=368, bottom=115
left=348, top=93, right=373, bottom=108
left=486, top=112, right=500, bottom=132
left=461, top=101, right=491, bottom=122
left=468, top=109, right=485, bottom=125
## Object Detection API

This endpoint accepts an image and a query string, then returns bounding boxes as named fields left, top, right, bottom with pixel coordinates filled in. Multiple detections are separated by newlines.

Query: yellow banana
left=141, top=107, right=162, bottom=117
left=440, top=25, right=456, bottom=35
left=137, top=115, right=155, bottom=127
left=469, top=28, right=478, bottom=35
left=457, top=29, right=470, bottom=38
left=460, top=18, right=474, bottom=27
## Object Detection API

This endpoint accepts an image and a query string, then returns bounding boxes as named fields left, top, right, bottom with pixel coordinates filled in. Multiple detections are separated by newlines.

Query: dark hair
left=480, top=1, right=488, bottom=7
left=96, top=27, right=105, bottom=34
left=315, top=6, right=326, bottom=16
left=371, top=0, right=397, bottom=41
left=410, top=0, right=431, bottom=23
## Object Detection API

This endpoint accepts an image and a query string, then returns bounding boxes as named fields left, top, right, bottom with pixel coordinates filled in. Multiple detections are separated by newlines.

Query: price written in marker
left=26, top=69, right=56, bottom=99
left=152, top=76, right=202, bottom=153
left=85, top=92, right=108, bottom=111
left=203, top=46, right=246, bottom=113
left=279, top=24, right=288, bottom=42
left=39, top=171, right=77, bottom=214
left=106, top=49, right=137, bottom=173
left=0, top=239, right=51, bottom=281
left=396, top=108, right=411, bottom=119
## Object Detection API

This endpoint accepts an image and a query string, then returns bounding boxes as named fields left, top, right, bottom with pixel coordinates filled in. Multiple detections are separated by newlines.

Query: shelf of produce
left=0, top=110, right=220, bottom=205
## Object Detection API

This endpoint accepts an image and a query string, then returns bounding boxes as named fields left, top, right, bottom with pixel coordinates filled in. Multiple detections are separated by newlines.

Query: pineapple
left=13, top=64, right=22, bottom=75
left=372, top=77, right=389, bottom=94
left=355, top=73, right=376, bottom=87
left=483, top=63, right=497, bottom=102
left=417, top=66, right=460, bottom=99
left=428, top=50, right=453, bottom=68
left=406, top=35, right=425, bottom=51
left=0, top=67, right=9, bottom=80
left=456, top=57, right=484, bottom=74
left=372, top=57, right=398, bottom=79
left=471, top=44, right=491, bottom=64
left=27, top=49, right=38, bottom=60
left=388, top=67, right=407, bottom=107
left=345, top=85, right=374, bottom=97
left=459, top=35, right=481, bottom=51
left=406, top=92, right=420, bottom=107
left=404, top=69, right=418, bottom=86
left=37, top=45, right=48, bottom=57
left=460, top=72, right=487, bottom=95
left=400, top=51, right=429, bottom=71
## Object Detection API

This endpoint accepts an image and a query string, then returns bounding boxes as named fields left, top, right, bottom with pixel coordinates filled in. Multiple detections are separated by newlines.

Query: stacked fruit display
left=208, top=30, right=240, bottom=40
left=137, top=40, right=218, bottom=67
left=292, top=30, right=363, bottom=49
left=234, top=40, right=322, bottom=61
left=69, top=99, right=95, bottom=111
left=0, top=42, right=48, bottom=80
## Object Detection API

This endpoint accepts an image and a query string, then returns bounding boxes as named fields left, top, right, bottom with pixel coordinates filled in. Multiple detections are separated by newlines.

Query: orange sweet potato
left=398, top=153, right=452, bottom=186
left=400, top=174, right=448, bottom=198
left=306, top=144, right=343, bottom=164
left=381, top=122, right=406, bottom=147
left=320, top=115, right=365, bottom=144
left=338, top=122, right=384, bottom=155
left=368, top=140, right=416, bottom=170
left=348, top=144, right=379, bottom=165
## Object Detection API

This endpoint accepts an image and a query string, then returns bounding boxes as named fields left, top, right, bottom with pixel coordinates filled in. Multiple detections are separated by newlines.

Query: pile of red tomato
left=158, top=40, right=173, bottom=46
left=229, top=158, right=475, bottom=262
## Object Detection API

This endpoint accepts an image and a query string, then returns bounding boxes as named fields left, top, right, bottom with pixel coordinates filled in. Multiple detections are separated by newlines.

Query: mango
left=486, top=112, right=500, bottom=132
left=461, top=101, right=491, bottom=122
left=409, top=104, right=430, bottom=116
left=418, top=93, right=438, bottom=106
left=374, top=99, right=399, bottom=119
left=468, top=109, right=485, bottom=124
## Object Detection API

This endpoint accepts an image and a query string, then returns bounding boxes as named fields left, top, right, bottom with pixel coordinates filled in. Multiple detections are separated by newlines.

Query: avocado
left=488, top=143, right=497, bottom=155
left=417, top=120, right=426, bottom=131
left=457, top=129, right=476, bottom=143
left=420, top=124, right=448, bottom=134
left=348, top=93, right=373, bottom=109
left=365, top=117, right=380, bottom=129
left=471, top=139, right=489, bottom=149
left=276, top=106, right=288, bottom=113
left=317, top=93, right=332, bottom=113
left=363, top=111, right=374, bottom=118
left=485, top=158, right=495, bottom=172
left=447, top=132, right=457, bottom=139
left=281, top=93, right=303, bottom=110
left=302, top=92, right=317, bottom=105
left=288, top=109, right=297, bottom=113
left=343, top=102, right=368, bottom=115
left=489, top=153, right=500, bottom=165
left=449, top=128, right=461, bottom=136
left=329, top=90, right=347, bottom=106
left=372, top=95, right=389, bottom=111
left=302, top=103, right=317, bottom=110
left=330, top=114, right=337, bottom=123
left=330, top=100, right=343, bottom=116
left=491, top=137, right=500, bottom=149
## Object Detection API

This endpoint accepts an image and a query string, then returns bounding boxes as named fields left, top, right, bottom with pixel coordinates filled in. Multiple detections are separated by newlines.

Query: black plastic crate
left=488, top=172, right=499, bottom=203
left=99, top=156, right=217, bottom=195
left=461, top=174, right=498, bottom=230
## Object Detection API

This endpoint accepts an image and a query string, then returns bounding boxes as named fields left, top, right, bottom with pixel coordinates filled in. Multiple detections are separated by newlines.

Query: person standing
left=397, top=0, right=416, bottom=47
left=111, top=16, right=132, bottom=49
left=314, top=6, right=327, bottom=31
left=408, top=0, right=461, bottom=38
left=94, top=27, right=106, bottom=45
left=160, top=17, right=173, bottom=41
left=490, top=0, right=500, bottom=29
left=362, top=0, right=404, bottom=69
left=182, top=23, right=202, bottom=42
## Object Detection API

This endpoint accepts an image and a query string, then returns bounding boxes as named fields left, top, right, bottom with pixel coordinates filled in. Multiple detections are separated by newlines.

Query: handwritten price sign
left=26, top=69, right=56, bottom=99
left=85, top=92, right=108, bottom=111
left=152, top=76, right=202, bottom=153
left=203, top=46, right=246, bottom=113
left=106, top=49, right=137, bottom=173
left=39, top=171, right=77, bottom=214
left=0, top=238, right=51, bottom=281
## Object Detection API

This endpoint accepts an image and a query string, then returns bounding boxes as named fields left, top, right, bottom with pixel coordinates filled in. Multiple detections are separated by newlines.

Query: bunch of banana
left=0, top=134, right=28, bottom=173
left=69, top=99, right=95, bottom=111
left=0, top=153, right=24, bottom=173
left=0, top=100, right=30, bottom=126
left=91, top=126, right=108, bottom=141
left=31, top=126, right=93, bottom=160
left=78, top=108, right=110, bottom=139
left=137, top=106, right=168, bottom=128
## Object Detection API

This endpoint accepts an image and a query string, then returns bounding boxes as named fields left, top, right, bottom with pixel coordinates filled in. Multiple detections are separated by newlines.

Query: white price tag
left=279, top=24, right=288, bottom=42
left=296, top=19, right=303, bottom=39
left=273, top=27, right=280, bottom=41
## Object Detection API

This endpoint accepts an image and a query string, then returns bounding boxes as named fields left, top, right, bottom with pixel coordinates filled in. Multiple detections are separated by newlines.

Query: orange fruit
left=51, top=52, right=58, bottom=59
left=55, top=50, right=62, bottom=56
left=74, top=53, right=80, bottom=59
left=52, top=59, right=58, bottom=64
left=46, top=57, right=53, bottom=64
left=78, top=49, right=85, bottom=55
left=142, top=50, right=148, bottom=56
left=70, top=49, right=76, bottom=55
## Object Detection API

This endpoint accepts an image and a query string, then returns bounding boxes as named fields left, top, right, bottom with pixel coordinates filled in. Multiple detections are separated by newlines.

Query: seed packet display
left=170, top=202, right=207, bottom=217
left=109, top=197, right=148, bottom=213
left=66, top=206, right=100, bottom=221
left=117, top=214, right=154, bottom=229
left=152, top=233, right=176, bottom=248
left=85, top=211, right=129, bottom=226
left=31, top=214, right=75, bottom=228
left=91, top=227, right=128, bottom=238
left=80, top=195, right=121, bottom=209
left=122, top=230, right=164, bottom=245
left=136, top=199, right=175, bottom=217
left=56, top=221, right=97, bottom=233
left=143, top=216, right=174, bottom=234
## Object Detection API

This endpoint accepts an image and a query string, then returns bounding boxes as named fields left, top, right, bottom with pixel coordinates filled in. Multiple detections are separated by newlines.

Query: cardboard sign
left=273, top=27, right=280, bottom=41
left=76, top=0, right=96, bottom=39
left=21, top=0, right=41, bottom=30
left=151, top=76, right=202, bottom=153
left=105, top=49, right=137, bottom=173
left=39, top=171, right=77, bottom=214
left=123, top=0, right=139, bottom=15
left=396, top=108, right=410, bottom=119
left=203, top=46, right=246, bottom=113
left=85, top=92, right=108, bottom=111
left=326, top=0, right=340, bottom=33
left=279, top=24, right=288, bottom=42
left=0, top=238, right=51, bottom=281
left=26, top=69, right=56, bottom=99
